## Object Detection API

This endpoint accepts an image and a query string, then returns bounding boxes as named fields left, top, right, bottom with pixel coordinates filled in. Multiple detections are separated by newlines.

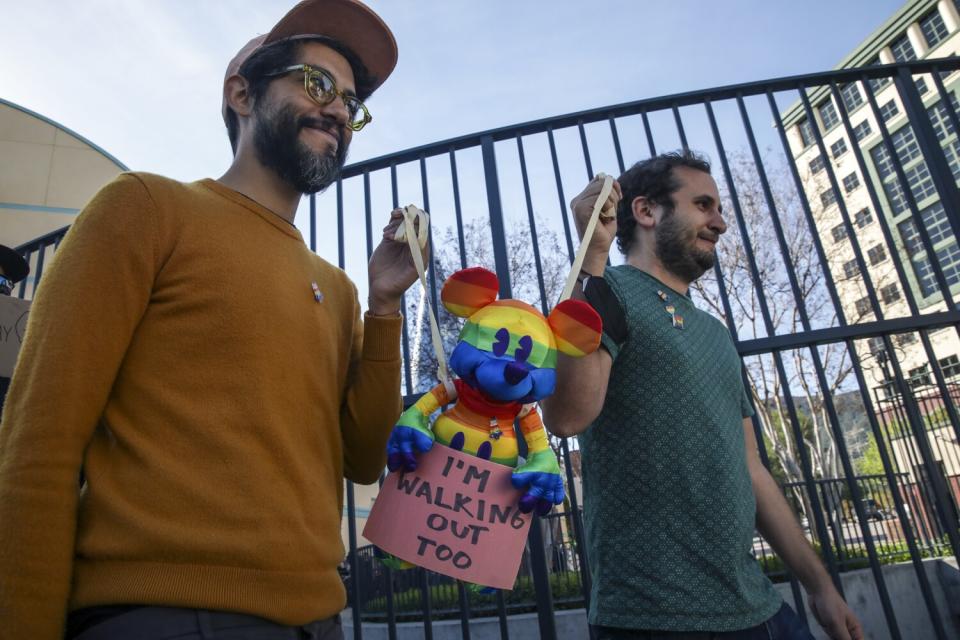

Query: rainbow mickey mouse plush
left=386, top=267, right=602, bottom=515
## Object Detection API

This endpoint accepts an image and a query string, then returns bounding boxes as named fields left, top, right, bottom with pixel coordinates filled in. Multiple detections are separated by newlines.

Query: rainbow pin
left=311, top=281, right=323, bottom=303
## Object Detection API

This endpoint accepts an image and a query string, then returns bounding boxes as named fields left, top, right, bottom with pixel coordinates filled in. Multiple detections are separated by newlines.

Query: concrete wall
left=344, top=558, right=960, bottom=640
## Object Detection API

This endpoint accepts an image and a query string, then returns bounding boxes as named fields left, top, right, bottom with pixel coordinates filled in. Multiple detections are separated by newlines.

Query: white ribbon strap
left=395, top=205, right=449, bottom=384
left=559, top=174, right=614, bottom=302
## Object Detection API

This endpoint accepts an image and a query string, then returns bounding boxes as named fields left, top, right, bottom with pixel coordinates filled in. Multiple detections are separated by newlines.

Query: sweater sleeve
left=339, top=296, right=403, bottom=485
left=0, top=173, right=159, bottom=640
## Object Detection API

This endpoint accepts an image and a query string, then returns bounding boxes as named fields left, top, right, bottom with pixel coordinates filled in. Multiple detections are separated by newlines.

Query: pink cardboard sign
left=363, top=444, right=532, bottom=589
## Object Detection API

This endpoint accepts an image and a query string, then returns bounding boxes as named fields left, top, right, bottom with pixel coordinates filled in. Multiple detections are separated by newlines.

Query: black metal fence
left=15, top=58, right=960, bottom=639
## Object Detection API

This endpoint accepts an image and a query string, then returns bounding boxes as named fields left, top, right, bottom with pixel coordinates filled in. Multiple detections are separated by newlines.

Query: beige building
left=0, top=98, right=126, bottom=295
left=781, top=0, right=960, bottom=400
left=342, top=480, right=380, bottom=548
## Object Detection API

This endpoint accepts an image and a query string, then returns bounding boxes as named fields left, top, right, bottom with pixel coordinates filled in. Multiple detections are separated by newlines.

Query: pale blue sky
left=3, top=0, right=905, bottom=181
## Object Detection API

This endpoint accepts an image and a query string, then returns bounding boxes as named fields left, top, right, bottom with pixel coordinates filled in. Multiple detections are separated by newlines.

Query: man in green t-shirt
left=542, top=151, right=863, bottom=640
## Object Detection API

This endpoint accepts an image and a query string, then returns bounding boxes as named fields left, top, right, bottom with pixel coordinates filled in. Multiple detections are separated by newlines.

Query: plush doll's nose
left=504, top=361, right=528, bottom=385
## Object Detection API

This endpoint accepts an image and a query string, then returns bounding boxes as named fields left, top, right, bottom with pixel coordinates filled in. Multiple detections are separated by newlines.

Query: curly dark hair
left=615, top=150, right=712, bottom=256
left=225, top=36, right=376, bottom=154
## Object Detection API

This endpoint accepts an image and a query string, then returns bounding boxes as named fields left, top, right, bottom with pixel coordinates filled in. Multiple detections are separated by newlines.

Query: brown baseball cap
left=221, top=0, right=397, bottom=124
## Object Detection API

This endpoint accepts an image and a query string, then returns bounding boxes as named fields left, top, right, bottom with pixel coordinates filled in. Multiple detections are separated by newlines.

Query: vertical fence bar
left=457, top=580, right=472, bottom=640
left=640, top=110, right=657, bottom=156
left=336, top=180, right=344, bottom=267
left=896, top=66, right=960, bottom=260
left=483, top=133, right=558, bottom=638
left=608, top=116, right=626, bottom=174
left=346, top=483, right=364, bottom=640
left=516, top=135, right=549, bottom=313
left=671, top=103, right=688, bottom=150
left=364, top=172, right=373, bottom=259
left=547, top=126, right=576, bottom=260
left=416, top=156, right=439, bottom=637
left=736, top=92, right=902, bottom=634
left=309, top=193, right=317, bottom=253
left=333, top=177, right=364, bottom=639
left=391, top=163, right=414, bottom=398
left=890, top=68, right=960, bottom=443
left=419, top=569, right=433, bottom=640
left=481, top=136, right=513, bottom=300
left=705, top=96, right=844, bottom=593
left=449, top=149, right=468, bottom=270
left=578, top=120, right=594, bottom=179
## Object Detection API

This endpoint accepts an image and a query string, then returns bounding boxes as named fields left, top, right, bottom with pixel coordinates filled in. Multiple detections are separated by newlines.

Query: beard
left=252, top=100, right=348, bottom=194
left=655, top=208, right=717, bottom=283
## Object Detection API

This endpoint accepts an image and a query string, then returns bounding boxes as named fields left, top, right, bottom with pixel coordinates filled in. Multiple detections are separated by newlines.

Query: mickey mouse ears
left=548, top=299, right=602, bottom=357
left=441, top=267, right=500, bottom=318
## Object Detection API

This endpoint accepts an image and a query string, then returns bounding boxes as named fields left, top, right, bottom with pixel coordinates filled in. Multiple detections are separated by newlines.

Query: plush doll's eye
left=515, top=335, right=533, bottom=363
left=492, top=328, right=510, bottom=357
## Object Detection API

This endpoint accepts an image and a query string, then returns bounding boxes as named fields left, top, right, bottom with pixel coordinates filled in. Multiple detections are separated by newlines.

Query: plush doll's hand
left=512, top=450, right=565, bottom=516
left=386, top=406, right=435, bottom=472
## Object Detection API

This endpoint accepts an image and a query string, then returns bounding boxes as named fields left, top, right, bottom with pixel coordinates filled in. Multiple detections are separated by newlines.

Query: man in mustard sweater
left=0, top=1, right=419, bottom=638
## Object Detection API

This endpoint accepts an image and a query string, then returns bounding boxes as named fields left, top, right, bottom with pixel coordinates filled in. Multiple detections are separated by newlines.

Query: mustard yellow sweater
left=0, top=173, right=403, bottom=638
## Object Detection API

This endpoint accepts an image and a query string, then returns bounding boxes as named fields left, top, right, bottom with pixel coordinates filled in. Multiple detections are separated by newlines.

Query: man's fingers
left=382, top=208, right=405, bottom=238
left=827, top=618, right=850, bottom=640
left=847, top=615, right=864, bottom=640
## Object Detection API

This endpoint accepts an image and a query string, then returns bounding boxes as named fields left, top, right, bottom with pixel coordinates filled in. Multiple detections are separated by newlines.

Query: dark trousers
left=67, top=606, right=344, bottom=640
left=591, top=603, right=815, bottom=640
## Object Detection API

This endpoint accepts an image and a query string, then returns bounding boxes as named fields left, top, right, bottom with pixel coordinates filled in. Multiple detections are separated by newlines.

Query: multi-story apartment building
left=781, top=0, right=960, bottom=403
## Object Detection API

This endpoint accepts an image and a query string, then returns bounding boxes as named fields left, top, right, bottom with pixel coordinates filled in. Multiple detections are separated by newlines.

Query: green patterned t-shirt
left=578, top=265, right=782, bottom=632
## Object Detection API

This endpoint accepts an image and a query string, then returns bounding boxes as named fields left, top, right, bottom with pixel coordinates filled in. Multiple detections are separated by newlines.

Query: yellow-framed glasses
left=265, top=64, right=372, bottom=131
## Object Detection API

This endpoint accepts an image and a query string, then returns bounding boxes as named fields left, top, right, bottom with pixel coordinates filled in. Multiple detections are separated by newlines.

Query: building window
left=843, top=172, right=861, bottom=193
left=942, top=139, right=960, bottom=181
left=809, top=155, right=825, bottom=174
left=879, top=168, right=909, bottom=213
left=881, top=283, right=901, bottom=304
left=896, top=333, right=918, bottom=346
left=868, top=56, right=892, bottom=93
left=830, top=138, right=848, bottom=158
left=920, top=9, right=949, bottom=49
left=940, top=355, right=960, bottom=379
left=899, top=218, right=937, bottom=296
left=928, top=101, right=957, bottom=142
left=936, top=241, right=960, bottom=286
left=880, top=100, right=900, bottom=122
left=855, top=208, right=874, bottom=228
left=920, top=202, right=954, bottom=246
left=905, top=161, right=937, bottom=204
left=868, top=243, right=887, bottom=265
left=843, top=259, right=859, bottom=279
left=892, top=126, right=920, bottom=164
left=831, top=223, right=847, bottom=242
left=855, top=296, right=872, bottom=316
left=908, top=364, right=931, bottom=387
left=868, top=336, right=886, bottom=355
left=891, top=33, right=917, bottom=62
left=821, top=189, right=838, bottom=208
left=871, top=143, right=896, bottom=181
left=915, top=77, right=929, bottom=96
left=798, top=119, right=816, bottom=147
left=911, top=252, right=939, bottom=296
left=819, top=100, right=840, bottom=130
left=840, top=83, right=864, bottom=113
left=853, top=120, right=872, bottom=142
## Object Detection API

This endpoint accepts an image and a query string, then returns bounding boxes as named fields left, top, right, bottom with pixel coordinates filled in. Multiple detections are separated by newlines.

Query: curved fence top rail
left=341, top=58, right=960, bottom=177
